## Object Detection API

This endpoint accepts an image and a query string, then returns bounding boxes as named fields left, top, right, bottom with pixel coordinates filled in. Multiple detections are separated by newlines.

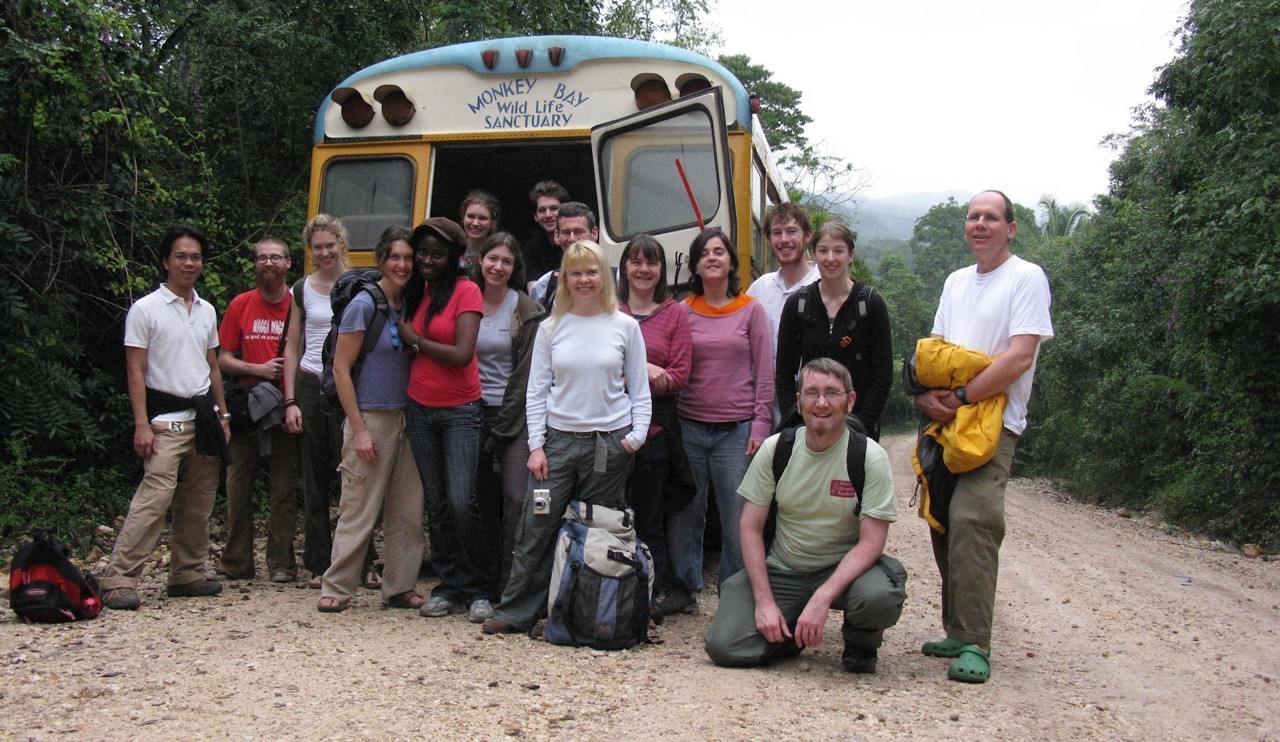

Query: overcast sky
left=709, top=0, right=1189, bottom=209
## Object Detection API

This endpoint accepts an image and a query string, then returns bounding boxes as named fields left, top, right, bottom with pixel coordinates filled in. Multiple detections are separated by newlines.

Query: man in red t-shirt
left=217, top=237, right=299, bottom=582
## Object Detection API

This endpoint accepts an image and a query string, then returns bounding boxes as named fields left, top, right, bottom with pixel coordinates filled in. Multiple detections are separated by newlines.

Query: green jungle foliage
left=1018, top=0, right=1280, bottom=547
left=0, top=0, right=714, bottom=542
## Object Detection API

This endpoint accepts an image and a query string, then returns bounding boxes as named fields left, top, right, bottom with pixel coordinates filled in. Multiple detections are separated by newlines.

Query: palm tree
left=1038, top=195, right=1091, bottom=237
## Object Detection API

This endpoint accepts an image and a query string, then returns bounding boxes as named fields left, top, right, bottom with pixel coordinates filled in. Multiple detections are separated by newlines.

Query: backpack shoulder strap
left=541, top=272, right=559, bottom=312
left=855, top=282, right=873, bottom=320
left=771, top=427, right=799, bottom=484
left=360, top=282, right=390, bottom=358
left=844, top=422, right=868, bottom=517
left=292, top=276, right=307, bottom=328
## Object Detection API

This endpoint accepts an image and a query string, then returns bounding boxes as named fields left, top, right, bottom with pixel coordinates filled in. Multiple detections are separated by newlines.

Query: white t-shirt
left=525, top=311, right=652, bottom=452
left=745, top=264, right=819, bottom=353
left=932, top=255, right=1054, bottom=434
left=299, top=276, right=333, bottom=376
left=123, top=284, right=220, bottom=422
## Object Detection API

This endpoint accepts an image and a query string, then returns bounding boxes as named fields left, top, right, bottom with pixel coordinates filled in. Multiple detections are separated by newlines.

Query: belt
left=549, top=426, right=628, bottom=439
left=685, top=419, right=750, bottom=432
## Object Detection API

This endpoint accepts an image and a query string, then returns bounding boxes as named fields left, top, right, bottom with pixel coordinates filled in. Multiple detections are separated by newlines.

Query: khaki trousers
left=321, top=410, right=423, bottom=601
left=100, top=423, right=219, bottom=590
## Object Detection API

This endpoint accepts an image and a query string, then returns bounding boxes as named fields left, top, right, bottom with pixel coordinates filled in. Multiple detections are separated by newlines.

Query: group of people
left=97, top=187, right=1052, bottom=685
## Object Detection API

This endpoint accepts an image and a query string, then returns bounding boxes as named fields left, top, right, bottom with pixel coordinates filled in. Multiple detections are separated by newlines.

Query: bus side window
left=319, top=157, right=416, bottom=251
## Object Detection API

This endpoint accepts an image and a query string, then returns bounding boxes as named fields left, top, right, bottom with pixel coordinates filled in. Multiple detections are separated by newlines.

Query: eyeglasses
left=558, top=228, right=591, bottom=239
left=799, top=390, right=850, bottom=402
left=255, top=254, right=288, bottom=264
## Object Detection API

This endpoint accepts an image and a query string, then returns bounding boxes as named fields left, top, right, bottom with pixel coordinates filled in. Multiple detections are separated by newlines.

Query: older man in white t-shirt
left=913, top=190, right=1054, bottom=684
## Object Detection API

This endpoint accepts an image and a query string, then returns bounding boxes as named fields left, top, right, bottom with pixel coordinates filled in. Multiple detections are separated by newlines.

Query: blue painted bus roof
left=314, top=35, right=752, bottom=143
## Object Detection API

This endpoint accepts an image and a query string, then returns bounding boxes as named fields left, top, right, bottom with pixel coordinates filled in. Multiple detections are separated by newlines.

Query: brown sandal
left=382, top=592, right=425, bottom=610
left=317, top=596, right=349, bottom=613
left=362, top=566, right=382, bottom=590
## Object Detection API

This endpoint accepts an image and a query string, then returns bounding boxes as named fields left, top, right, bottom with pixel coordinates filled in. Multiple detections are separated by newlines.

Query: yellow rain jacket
left=911, top=337, right=1007, bottom=533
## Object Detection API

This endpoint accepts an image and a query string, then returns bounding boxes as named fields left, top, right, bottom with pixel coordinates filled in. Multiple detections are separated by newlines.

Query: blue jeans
left=406, top=399, right=494, bottom=603
left=492, top=427, right=634, bottom=630
left=671, top=418, right=751, bottom=591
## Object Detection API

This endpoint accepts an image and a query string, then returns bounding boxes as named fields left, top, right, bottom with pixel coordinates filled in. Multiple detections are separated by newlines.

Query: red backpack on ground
left=8, top=536, right=103, bottom=623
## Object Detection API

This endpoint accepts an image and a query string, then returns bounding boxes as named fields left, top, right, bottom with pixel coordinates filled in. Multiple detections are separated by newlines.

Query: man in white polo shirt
left=99, top=225, right=230, bottom=610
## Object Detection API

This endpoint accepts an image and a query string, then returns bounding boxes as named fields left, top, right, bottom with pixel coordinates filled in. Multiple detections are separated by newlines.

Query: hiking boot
left=841, top=645, right=878, bottom=674
left=467, top=599, right=495, bottom=624
left=166, top=579, right=223, bottom=598
left=480, top=617, right=521, bottom=635
left=102, top=587, right=142, bottom=611
left=656, top=589, right=698, bottom=616
left=418, top=595, right=466, bottom=617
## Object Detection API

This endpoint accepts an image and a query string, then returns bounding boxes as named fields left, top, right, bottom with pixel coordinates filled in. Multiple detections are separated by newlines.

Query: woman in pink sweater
left=665, top=228, right=774, bottom=616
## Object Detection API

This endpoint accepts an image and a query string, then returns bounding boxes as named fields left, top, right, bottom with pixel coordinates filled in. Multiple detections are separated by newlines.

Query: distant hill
left=838, top=191, right=972, bottom=241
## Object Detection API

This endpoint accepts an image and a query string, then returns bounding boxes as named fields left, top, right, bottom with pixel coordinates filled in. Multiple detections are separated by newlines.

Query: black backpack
left=763, top=418, right=869, bottom=549
left=795, top=281, right=874, bottom=339
left=8, top=536, right=103, bottom=623
left=320, top=268, right=390, bottom=406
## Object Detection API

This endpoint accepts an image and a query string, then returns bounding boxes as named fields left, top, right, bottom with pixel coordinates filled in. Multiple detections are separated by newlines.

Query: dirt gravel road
left=3, top=433, right=1277, bottom=741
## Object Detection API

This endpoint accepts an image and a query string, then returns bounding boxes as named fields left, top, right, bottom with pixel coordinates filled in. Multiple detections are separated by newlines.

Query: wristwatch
left=953, top=386, right=969, bottom=405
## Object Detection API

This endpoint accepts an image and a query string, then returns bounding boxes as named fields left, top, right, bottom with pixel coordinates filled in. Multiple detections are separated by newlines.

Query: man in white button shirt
left=746, top=202, right=819, bottom=354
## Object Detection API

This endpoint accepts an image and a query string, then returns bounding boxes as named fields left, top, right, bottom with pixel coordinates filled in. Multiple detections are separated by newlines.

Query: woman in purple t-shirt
left=317, top=226, right=424, bottom=613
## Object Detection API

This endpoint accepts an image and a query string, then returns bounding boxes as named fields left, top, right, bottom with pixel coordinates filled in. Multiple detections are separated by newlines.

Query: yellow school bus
left=309, top=35, right=787, bottom=285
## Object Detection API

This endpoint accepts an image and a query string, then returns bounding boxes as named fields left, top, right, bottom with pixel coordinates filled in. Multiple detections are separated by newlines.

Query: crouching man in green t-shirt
left=704, top=358, right=907, bottom=674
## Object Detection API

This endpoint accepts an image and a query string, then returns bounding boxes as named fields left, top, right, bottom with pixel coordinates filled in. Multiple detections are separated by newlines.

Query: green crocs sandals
left=947, top=645, right=991, bottom=683
left=922, top=637, right=967, bottom=658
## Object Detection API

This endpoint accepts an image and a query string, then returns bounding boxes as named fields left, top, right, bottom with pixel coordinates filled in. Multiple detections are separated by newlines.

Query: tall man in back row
left=704, top=358, right=907, bottom=674
left=913, top=190, right=1053, bottom=683
left=746, top=202, right=819, bottom=353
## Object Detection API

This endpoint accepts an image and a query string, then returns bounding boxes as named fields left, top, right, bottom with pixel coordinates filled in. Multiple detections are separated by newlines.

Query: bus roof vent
left=374, top=85, right=415, bottom=126
left=331, top=87, right=373, bottom=129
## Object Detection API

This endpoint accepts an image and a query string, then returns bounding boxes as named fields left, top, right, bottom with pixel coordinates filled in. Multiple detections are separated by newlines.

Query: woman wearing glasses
left=317, top=226, right=425, bottom=612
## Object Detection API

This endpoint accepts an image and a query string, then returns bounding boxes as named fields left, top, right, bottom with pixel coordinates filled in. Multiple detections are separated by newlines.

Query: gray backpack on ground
left=545, top=501, right=654, bottom=650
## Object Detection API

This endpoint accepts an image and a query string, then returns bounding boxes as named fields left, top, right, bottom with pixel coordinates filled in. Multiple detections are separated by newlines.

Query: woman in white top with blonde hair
left=480, top=240, right=652, bottom=635
left=282, top=214, right=379, bottom=590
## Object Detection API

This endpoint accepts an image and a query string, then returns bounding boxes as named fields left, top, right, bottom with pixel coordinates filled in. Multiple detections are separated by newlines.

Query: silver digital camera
left=532, top=489, right=551, bottom=516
